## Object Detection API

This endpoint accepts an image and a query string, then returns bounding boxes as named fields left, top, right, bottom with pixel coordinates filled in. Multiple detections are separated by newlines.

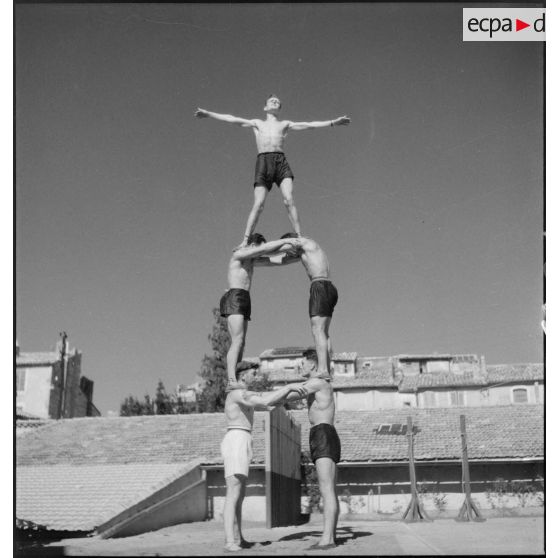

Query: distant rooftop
left=259, top=347, right=310, bottom=359
left=16, top=351, right=60, bottom=366
left=486, top=364, right=544, bottom=383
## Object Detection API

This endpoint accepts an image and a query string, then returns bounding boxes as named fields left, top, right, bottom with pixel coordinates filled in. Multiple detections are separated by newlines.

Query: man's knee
left=311, top=321, right=326, bottom=337
left=226, top=474, right=245, bottom=492
left=283, top=195, right=294, bottom=209
left=229, top=329, right=246, bottom=346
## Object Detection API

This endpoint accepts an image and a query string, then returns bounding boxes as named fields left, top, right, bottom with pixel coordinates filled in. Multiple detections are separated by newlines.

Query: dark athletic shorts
left=309, top=280, right=338, bottom=318
left=310, top=423, right=341, bottom=463
left=254, top=152, right=294, bottom=191
left=220, top=288, right=251, bottom=321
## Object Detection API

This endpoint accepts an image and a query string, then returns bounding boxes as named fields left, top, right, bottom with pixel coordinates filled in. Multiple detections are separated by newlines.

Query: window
left=512, top=388, right=528, bottom=404
left=423, top=392, right=436, bottom=407
left=16, top=369, right=26, bottom=392
left=450, top=391, right=465, bottom=406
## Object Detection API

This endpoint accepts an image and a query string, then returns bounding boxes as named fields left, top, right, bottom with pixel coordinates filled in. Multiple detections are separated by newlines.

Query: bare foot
left=224, top=542, right=242, bottom=552
left=225, top=379, right=246, bottom=392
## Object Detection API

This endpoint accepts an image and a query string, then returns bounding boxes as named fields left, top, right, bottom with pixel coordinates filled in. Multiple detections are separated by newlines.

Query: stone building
left=255, top=348, right=544, bottom=411
left=15, top=336, right=100, bottom=419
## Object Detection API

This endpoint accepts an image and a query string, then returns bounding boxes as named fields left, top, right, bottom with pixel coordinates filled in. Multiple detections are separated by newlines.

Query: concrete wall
left=488, top=384, right=543, bottom=406
left=206, top=468, right=266, bottom=522
left=336, top=389, right=415, bottom=411
left=204, top=460, right=543, bottom=520
left=418, top=388, right=485, bottom=408
left=99, top=466, right=207, bottom=538
left=336, top=390, right=371, bottom=411
left=261, top=357, right=302, bottom=373
left=17, top=366, right=53, bottom=419
left=335, top=385, right=544, bottom=411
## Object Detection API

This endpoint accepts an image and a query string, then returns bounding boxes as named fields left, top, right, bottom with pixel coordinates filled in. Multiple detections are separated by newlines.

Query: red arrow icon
left=516, top=19, right=530, bottom=31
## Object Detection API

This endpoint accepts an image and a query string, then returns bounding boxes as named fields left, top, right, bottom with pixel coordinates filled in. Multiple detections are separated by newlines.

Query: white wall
left=17, top=366, right=52, bottom=418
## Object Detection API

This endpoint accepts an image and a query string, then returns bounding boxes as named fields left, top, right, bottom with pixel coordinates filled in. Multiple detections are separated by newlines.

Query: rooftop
left=265, top=362, right=543, bottom=391
left=16, top=405, right=542, bottom=467
left=486, top=363, right=544, bottom=384
left=398, top=371, right=488, bottom=393
left=259, top=347, right=310, bottom=359
left=17, top=461, right=201, bottom=532
left=16, top=351, right=60, bottom=366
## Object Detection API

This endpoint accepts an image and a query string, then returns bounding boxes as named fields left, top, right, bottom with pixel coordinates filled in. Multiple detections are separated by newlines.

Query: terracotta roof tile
left=289, top=405, right=543, bottom=462
left=332, top=369, right=395, bottom=388
left=259, top=347, right=310, bottom=359
left=16, top=462, right=200, bottom=531
left=16, top=413, right=268, bottom=466
left=16, top=406, right=542, bottom=470
left=267, top=369, right=305, bottom=383
left=399, top=372, right=487, bottom=392
left=486, top=364, right=544, bottom=383
left=332, top=352, right=358, bottom=361
left=267, top=368, right=396, bottom=388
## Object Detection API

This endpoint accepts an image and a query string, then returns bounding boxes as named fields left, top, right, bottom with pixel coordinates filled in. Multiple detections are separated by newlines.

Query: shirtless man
left=221, top=369, right=303, bottom=552
left=276, top=233, right=338, bottom=377
left=220, top=232, right=298, bottom=389
left=285, top=349, right=340, bottom=549
left=195, top=95, right=350, bottom=246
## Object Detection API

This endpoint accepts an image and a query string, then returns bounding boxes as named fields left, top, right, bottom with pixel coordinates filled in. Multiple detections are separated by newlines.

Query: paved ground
left=49, top=516, right=544, bottom=556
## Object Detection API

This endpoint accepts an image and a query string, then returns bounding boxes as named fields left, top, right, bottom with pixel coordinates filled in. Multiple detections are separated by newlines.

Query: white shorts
left=221, top=428, right=253, bottom=478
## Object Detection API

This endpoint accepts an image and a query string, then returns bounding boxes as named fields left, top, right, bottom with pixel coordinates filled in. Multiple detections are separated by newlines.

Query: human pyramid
left=195, top=96, right=350, bottom=552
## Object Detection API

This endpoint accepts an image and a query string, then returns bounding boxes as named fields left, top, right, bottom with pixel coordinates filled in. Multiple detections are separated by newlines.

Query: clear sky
left=15, top=3, right=544, bottom=415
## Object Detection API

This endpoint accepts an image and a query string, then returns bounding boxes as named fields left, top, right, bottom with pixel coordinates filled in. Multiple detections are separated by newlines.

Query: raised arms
left=287, top=115, right=351, bottom=131
left=194, top=108, right=256, bottom=128
left=233, top=238, right=297, bottom=261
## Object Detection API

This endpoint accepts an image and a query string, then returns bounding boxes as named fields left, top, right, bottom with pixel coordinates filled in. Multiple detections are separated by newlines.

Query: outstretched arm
left=194, top=108, right=257, bottom=128
left=240, top=384, right=305, bottom=410
left=234, top=238, right=296, bottom=261
left=287, top=115, right=351, bottom=131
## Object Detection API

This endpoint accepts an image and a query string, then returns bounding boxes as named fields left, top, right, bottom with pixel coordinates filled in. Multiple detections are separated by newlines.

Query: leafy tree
left=155, top=379, right=173, bottom=415
left=120, top=395, right=145, bottom=416
left=197, top=308, right=231, bottom=412
left=244, top=367, right=272, bottom=391
left=142, top=394, right=155, bottom=415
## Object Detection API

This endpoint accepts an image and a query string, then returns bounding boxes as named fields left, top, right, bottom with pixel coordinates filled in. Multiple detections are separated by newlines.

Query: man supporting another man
left=221, top=366, right=304, bottom=552
left=220, top=233, right=300, bottom=390
left=286, top=349, right=340, bottom=550
left=277, top=234, right=338, bottom=377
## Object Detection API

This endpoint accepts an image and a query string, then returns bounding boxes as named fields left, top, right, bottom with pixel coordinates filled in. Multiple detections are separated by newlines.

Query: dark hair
left=280, top=232, right=298, bottom=240
left=235, top=360, right=259, bottom=380
left=247, top=233, right=266, bottom=245
left=302, top=348, right=318, bottom=362
left=266, top=94, right=281, bottom=108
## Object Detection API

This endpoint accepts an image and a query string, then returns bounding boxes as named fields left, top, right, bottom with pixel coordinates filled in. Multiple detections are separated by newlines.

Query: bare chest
left=255, top=120, right=288, bottom=139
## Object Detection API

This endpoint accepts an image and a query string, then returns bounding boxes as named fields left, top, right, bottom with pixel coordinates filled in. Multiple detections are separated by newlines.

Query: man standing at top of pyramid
left=195, top=95, right=350, bottom=247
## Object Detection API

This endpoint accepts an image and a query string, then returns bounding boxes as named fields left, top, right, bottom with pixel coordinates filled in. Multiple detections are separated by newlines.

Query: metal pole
left=59, top=331, right=68, bottom=419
